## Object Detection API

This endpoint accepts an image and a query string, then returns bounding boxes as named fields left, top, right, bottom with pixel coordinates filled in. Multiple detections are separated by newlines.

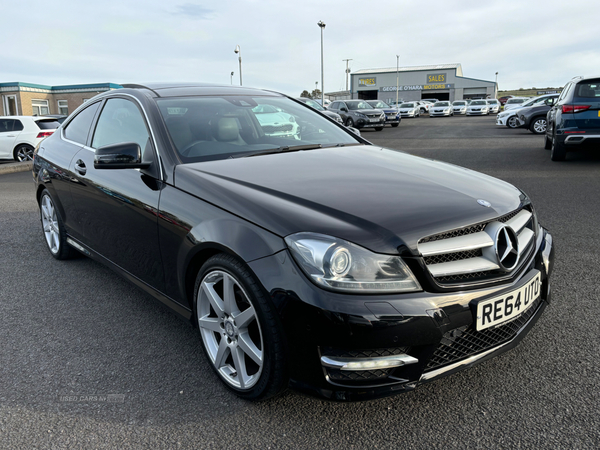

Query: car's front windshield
left=434, top=102, right=450, bottom=106
left=400, top=103, right=414, bottom=108
left=347, top=101, right=374, bottom=110
left=156, top=96, right=361, bottom=163
left=369, top=101, right=390, bottom=109
left=453, top=101, right=466, bottom=105
left=471, top=101, right=486, bottom=105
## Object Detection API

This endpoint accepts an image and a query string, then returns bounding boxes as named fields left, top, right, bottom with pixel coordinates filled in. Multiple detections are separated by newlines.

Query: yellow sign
left=423, top=84, right=449, bottom=90
left=359, top=78, right=377, bottom=87
left=427, top=74, right=446, bottom=83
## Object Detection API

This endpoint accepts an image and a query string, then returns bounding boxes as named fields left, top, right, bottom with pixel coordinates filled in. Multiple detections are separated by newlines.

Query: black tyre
left=345, top=117, right=354, bottom=127
left=507, top=116, right=519, bottom=129
left=544, top=134, right=552, bottom=150
left=193, top=253, right=288, bottom=401
left=391, top=123, right=399, bottom=128
left=14, top=144, right=34, bottom=162
left=374, top=127, right=384, bottom=131
left=530, top=117, right=547, bottom=135
left=39, top=189, right=75, bottom=260
left=550, top=134, right=567, bottom=161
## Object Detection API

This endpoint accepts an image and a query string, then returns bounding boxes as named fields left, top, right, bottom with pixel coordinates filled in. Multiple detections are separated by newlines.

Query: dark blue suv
left=545, top=76, right=600, bottom=161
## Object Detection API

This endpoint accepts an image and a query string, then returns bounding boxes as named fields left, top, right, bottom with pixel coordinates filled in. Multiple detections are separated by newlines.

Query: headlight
left=356, top=113, right=367, bottom=118
left=380, top=113, right=385, bottom=120
left=285, top=232, right=421, bottom=293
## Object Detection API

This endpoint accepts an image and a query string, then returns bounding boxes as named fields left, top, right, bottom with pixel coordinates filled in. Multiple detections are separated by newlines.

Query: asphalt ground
left=1, top=115, right=599, bottom=449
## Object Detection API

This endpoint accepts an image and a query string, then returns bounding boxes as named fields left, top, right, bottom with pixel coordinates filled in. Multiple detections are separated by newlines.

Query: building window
left=2, top=95, right=18, bottom=115
left=57, top=100, right=68, bottom=115
left=32, top=100, right=50, bottom=116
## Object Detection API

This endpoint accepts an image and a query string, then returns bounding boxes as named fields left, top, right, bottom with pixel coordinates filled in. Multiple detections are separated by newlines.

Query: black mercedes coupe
left=33, top=83, right=554, bottom=401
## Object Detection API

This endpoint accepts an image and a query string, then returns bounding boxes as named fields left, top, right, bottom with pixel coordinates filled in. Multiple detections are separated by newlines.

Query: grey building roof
left=353, top=63, right=463, bottom=76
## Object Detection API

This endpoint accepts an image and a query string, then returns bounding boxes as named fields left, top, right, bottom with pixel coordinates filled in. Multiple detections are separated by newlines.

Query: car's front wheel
left=530, top=117, right=547, bottom=134
left=391, top=123, right=399, bottom=127
left=507, top=116, right=519, bottom=128
left=194, top=254, right=288, bottom=401
left=39, top=189, right=75, bottom=260
left=345, top=117, right=354, bottom=127
left=14, top=144, right=34, bottom=162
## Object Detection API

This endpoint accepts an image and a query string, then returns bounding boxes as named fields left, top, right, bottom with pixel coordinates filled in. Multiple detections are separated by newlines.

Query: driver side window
left=92, top=98, right=151, bottom=153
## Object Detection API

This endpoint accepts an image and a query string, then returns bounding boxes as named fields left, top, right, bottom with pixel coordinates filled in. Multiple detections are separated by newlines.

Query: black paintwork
left=32, top=83, right=554, bottom=401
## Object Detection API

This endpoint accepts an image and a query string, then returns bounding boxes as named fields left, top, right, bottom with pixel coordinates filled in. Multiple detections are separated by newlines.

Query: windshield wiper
left=238, top=144, right=323, bottom=158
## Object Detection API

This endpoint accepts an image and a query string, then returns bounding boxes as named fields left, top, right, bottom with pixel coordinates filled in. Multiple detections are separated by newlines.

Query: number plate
left=370, top=118, right=379, bottom=123
left=475, top=271, right=541, bottom=331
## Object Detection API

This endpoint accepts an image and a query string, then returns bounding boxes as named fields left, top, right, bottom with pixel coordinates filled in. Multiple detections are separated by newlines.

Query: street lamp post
left=317, top=21, right=326, bottom=106
left=495, top=72, right=499, bottom=98
left=234, top=45, right=242, bottom=86
left=343, top=58, right=352, bottom=92
left=396, top=55, right=400, bottom=107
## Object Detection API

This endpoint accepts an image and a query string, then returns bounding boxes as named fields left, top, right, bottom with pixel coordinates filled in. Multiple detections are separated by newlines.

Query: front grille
left=425, top=297, right=541, bottom=371
left=262, top=124, right=293, bottom=133
left=418, top=207, right=534, bottom=286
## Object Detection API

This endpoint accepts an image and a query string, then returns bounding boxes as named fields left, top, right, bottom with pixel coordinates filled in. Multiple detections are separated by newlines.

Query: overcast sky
left=4, top=0, right=599, bottom=96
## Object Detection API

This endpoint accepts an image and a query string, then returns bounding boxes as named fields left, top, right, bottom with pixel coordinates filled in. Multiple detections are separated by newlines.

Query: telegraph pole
left=342, top=59, right=353, bottom=92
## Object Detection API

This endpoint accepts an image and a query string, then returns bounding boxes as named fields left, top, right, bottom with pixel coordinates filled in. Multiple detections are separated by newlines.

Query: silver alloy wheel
left=507, top=116, right=518, bottom=128
left=198, top=270, right=263, bottom=390
left=533, top=118, right=547, bottom=134
left=16, top=146, right=34, bottom=161
left=41, top=194, right=60, bottom=254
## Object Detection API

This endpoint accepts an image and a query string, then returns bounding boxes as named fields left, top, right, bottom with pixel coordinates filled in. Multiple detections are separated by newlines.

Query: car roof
left=119, top=83, right=283, bottom=98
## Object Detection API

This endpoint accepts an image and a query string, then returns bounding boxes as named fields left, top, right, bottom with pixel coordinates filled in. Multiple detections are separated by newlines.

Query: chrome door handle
left=74, top=160, right=87, bottom=175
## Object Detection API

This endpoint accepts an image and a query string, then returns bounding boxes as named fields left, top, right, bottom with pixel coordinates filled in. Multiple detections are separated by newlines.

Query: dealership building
left=348, top=63, right=496, bottom=103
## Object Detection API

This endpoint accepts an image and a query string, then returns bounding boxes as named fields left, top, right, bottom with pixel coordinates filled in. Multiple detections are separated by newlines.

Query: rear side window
left=574, top=80, right=600, bottom=99
left=63, top=102, right=101, bottom=145
left=13, top=120, right=24, bottom=131
left=35, top=120, right=60, bottom=130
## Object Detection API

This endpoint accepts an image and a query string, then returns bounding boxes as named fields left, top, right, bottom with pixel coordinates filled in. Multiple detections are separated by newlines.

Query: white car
left=496, top=94, right=560, bottom=128
left=429, top=101, right=453, bottom=117
left=417, top=101, right=431, bottom=114
left=252, top=105, right=300, bottom=139
left=466, top=100, right=490, bottom=116
left=397, top=102, right=421, bottom=118
left=503, top=97, right=529, bottom=111
left=0, top=116, right=61, bottom=161
left=486, top=99, right=501, bottom=114
left=452, top=100, right=468, bottom=115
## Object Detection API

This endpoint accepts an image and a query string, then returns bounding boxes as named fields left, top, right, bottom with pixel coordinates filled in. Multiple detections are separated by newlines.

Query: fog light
left=321, top=354, right=419, bottom=371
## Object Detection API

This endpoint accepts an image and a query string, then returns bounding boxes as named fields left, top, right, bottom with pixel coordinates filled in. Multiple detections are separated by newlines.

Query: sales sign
left=427, top=73, right=446, bottom=83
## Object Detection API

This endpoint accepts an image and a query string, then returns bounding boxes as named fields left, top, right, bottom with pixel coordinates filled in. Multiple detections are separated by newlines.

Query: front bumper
left=496, top=115, right=512, bottom=126
left=249, top=228, right=555, bottom=401
left=467, top=110, right=487, bottom=115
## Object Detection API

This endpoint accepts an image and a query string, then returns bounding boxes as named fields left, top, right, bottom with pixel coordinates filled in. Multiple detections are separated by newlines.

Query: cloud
left=172, top=3, right=215, bottom=19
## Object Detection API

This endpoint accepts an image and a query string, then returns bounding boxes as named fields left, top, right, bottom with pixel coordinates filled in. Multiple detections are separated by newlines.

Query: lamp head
left=317, top=21, right=326, bottom=28
left=234, top=45, right=240, bottom=54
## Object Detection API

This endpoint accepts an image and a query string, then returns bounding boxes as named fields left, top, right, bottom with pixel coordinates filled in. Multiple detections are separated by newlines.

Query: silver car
left=398, top=102, right=421, bottom=118
left=486, top=99, right=501, bottom=114
left=452, top=100, right=468, bottom=115
left=466, top=100, right=490, bottom=116
left=429, top=101, right=453, bottom=117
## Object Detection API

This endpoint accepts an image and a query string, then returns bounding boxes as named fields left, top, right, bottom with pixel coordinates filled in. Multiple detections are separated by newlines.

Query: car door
left=0, top=119, right=17, bottom=159
left=68, top=96, right=165, bottom=290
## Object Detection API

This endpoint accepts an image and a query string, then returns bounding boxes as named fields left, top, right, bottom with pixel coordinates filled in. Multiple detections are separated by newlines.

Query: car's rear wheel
left=530, top=117, right=547, bottom=134
left=550, top=134, right=567, bottom=161
left=39, top=189, right=75, bottom=260
left=194, top=254, right=287, bottom=401
left=14, top=144, right=34, bottom=162
left=345, top=118, right=354, bottom=127
left=507, top=116, right=519, bottom=128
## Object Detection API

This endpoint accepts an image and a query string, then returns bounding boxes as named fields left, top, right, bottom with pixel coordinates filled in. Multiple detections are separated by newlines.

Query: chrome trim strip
left=428, top=256, right=500, bottom=277
left=565, top=134, right=600, bottom=144
left=321, top=354, right=419, bottom=371
left=517, top=228, right=534, bottom=254
left=506, top=210, right=532, bottom=234
left=419, top=232, right=493, bottom=256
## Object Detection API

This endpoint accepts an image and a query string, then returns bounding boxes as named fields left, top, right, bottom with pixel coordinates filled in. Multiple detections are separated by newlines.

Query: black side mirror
left=340, top=107, right=348, bottom=112
left=94, top=142, right=150, bottom=169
